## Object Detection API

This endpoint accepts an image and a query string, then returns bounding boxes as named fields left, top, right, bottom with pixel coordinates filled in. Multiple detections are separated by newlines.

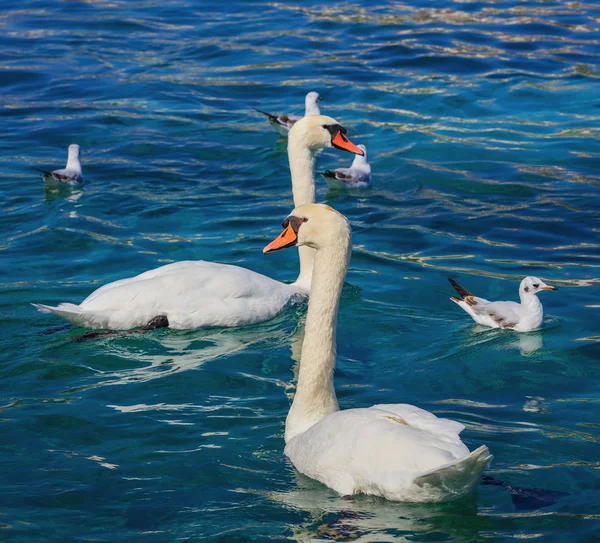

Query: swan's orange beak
left=263, top=226, right=298, bottom=254
left=332, top=131, right=364, bottom=155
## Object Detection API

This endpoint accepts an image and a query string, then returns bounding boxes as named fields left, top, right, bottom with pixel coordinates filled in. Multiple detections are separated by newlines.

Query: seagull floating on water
left=254, top=91, right=320, bottom=136
left=322, top=144, right=371, bottom=187
left=35, top=144, right=83, bottom=184
left=449, top=276, right=557, bottom=332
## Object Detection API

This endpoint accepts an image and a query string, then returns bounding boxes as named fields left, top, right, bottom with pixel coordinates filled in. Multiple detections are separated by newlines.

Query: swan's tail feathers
left=448, top=278, right=474, bottom=303
left=33, top=302, right=81, bottom=317
left=32, top=303, right=107, bottom=328
left=253, top=107, right=279, bottom=123
left=414, top=446, right=492, bottom=501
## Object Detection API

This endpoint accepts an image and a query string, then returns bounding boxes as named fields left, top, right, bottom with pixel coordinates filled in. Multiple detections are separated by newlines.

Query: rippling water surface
left=2, top=1, right=600, bottom=541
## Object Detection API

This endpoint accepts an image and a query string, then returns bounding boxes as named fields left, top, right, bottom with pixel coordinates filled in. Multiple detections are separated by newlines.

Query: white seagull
left=322, top=144, right=371, bottom=187
left=36, top=144, right=83, bottom=184
left=255, top=91, right=321, bottom=136
left=264, top=204, right=491, bottom=502
left=449, top=276, right=557, bottom=332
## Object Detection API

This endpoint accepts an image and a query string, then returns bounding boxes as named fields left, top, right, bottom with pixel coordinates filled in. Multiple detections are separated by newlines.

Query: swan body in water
left=264, top=203, right=492, bottom=502
left=34, top=116, right=363, bottom=331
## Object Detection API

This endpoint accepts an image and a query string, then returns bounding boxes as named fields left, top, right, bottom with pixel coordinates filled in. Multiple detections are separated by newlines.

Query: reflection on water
left=69, top=314, right=305, bottom=391
left=514, top=332, right=544, bottom=356
left=270, top=474, right=486, bottom=543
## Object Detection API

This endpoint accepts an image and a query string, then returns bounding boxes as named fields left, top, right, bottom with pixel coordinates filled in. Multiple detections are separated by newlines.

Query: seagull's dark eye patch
left=532, top=283, right=539, bottom=288
left=524, top=286, right=529, bottom=292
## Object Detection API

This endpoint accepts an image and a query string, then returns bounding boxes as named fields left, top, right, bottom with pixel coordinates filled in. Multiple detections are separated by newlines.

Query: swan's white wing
left=370, top=404, right=465, bottom=440
left=285, top=406, right=487, bottom=502
left=35, top=261, right=302, bottom=329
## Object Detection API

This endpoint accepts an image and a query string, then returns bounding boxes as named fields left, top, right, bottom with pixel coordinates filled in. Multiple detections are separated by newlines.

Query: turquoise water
left=2, top=0, right=600, bottom=540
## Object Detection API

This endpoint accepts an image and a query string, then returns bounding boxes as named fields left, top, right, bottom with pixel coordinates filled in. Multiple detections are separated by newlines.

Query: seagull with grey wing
left=322, top=144, right=371, bottom=187
left=448, top=276, right=557, bottom=332
left=254, top=91, right=320, bottom=136
left=35, top=144, right=83, bottom=185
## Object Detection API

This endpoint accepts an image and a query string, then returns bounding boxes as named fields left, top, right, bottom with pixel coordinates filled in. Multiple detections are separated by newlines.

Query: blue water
left=1, top=0, right=600, bottom=540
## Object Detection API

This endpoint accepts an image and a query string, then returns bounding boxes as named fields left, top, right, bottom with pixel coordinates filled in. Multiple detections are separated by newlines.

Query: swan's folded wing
left=50, top=261, right=302, bottom=329
left=370, top=404, right=465, bottom=440
left=285, top=408, right=475, bottom=500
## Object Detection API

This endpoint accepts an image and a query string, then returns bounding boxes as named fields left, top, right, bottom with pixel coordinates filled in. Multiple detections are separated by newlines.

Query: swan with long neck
left=33, top=118, right=363, bottom=331
left=264, top=204, right=492, bottom=502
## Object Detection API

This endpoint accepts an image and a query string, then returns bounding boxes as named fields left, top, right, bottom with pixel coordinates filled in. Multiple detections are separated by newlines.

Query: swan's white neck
left=284, top=232, right=351, bottom=443
left=288, top=134, right=317, bottom=293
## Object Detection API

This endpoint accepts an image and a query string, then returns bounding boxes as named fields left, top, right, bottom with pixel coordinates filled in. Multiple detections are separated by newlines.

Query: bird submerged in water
left=254, top=91, right=320, bottom=136
left=448, top=276, right=557, bottom=332
left=35, top=144, right=83, bottom=185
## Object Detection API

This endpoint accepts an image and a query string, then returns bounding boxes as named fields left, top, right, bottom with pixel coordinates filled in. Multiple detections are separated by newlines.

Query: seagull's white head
left=352, top=144, right=369, bottom=166
left=520, top=276, right=557, bottom=297
left=68, top=144, right=80, bottom=159
left=304, top=91, right=321, bottom=116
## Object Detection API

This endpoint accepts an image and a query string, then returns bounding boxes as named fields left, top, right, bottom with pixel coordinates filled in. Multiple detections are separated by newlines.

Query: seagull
left=35, top=144, right=83, bottom=184
left=254, top=91, right=320, bottom=136
left=322, top=144, right=371, bottom=187
left=448, top=276, right=557, bottom=332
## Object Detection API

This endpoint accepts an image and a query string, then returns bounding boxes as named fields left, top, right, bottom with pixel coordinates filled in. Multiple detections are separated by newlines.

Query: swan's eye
left=323, top=124, right=346, bottom=139
left=533, top=283, right=539, bottom=288
left=283, top=216, right=308, bottom=233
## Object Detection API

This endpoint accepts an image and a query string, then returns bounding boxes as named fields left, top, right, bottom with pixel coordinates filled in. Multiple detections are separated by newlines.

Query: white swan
left=255, top=92, right=321, bottom=136
left=36, top=144, right=83, bottom=184
left=449, top=276, right=557, bottom=332
left=33, top=116, right=363, bottom=331
left=323, top=144, right=371, bottom=187
left=264, top=203, right=492, bottom=502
